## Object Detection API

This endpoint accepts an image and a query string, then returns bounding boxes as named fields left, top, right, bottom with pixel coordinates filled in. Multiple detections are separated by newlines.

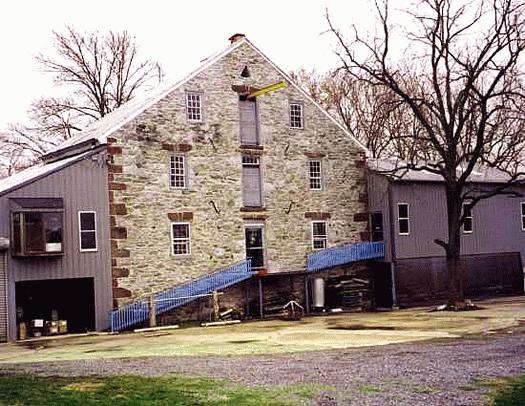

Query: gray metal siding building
left=0, top=149, right=112, bottom=340
left=368, top=171, right=525, bottom=306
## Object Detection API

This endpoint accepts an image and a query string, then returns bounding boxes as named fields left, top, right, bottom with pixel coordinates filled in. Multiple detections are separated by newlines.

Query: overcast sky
left=0, top=0, right=381, bottom=130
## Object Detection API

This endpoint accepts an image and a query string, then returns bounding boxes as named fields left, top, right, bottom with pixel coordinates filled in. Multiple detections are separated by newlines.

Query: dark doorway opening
left=16, top=277, right=95, bottom=333
left=373, top=262, right=394, bottom=308
left=245, top=225, right=265, bottom=271
left=370, top=212, right=384, bottom=242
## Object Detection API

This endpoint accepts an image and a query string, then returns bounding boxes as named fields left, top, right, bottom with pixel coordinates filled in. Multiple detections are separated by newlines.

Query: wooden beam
left=248, top=81, right=287, bottom=98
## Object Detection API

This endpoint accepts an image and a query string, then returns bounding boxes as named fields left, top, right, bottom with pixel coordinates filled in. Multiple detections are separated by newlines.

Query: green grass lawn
left=0, top=374, right=323, bottom=406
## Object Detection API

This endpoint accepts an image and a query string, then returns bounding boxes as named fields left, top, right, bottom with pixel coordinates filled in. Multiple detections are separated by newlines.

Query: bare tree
left=0, top=133, right=32, bottom=177
left=3, top=26, right=163, bottom=169
left=329, top=0, right=525, bottom=306
left=290, top=68, right=421, bottom=158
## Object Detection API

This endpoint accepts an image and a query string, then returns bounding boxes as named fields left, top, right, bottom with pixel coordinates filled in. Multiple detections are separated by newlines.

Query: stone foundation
left=156, top=262, right=372, bottom=327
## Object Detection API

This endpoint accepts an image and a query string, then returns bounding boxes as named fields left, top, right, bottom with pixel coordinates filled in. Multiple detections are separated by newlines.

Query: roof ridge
left=45, top=39, right=246, bottom=158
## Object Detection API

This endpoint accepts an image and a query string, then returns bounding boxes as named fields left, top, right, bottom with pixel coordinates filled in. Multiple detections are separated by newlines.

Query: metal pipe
left=258, top=277, right=264, bottom=319
left=304, top=275, right=310, bottom=314
left=390, top=262, right=398, bottom=308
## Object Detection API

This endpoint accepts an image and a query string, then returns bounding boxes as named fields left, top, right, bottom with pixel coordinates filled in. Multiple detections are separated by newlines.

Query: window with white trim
left=79, top=211, right=97, bottom=251
left=462, top=202, right=473, bottom=233
left=169, top=155, right=186, bottom=189
left=521, top=202, right=525, bottom=231
left=311, top=221, right=327, bottom=249
left=242, top=155, right=263, bottom=207
left=186, top=92, right=203, bottom=122
left=290, top=103, right=304, bottom=129
left=309, top=160, right=322, bottom=190
left=171, top=222, right=191, bottom=256
left=397, top=203, right=410, bottom=235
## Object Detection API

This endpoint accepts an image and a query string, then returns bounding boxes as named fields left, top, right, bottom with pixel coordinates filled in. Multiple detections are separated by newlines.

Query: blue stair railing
left=110, top=259, right=253, bottom=332
left=307, top=241, right=384, bottom=272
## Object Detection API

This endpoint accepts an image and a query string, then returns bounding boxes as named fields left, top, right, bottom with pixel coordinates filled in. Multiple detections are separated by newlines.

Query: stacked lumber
left=325, top=276, right=369, bottom=310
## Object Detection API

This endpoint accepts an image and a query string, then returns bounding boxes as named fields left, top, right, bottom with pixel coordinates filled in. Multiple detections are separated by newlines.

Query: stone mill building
left=0, top=34, right=377, bottom=340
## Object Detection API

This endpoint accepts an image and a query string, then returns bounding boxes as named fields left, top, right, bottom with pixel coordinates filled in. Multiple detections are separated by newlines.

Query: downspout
left=387, top=181, right=398, bottom=308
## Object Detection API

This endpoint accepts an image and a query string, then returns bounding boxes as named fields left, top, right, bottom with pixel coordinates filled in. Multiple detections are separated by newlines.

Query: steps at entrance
left=110, top=260, right=253, bottom=332
left=307, top=241, right=384, bottom=272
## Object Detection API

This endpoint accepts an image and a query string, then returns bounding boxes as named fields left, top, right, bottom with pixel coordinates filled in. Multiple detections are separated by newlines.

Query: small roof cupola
left=229, top=33, right=246, bottom=44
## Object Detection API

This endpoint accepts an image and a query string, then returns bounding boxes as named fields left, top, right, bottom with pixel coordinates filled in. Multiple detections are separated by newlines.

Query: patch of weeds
left=358, top=384, right=382, bottom=395
left=458, top=378, right=487, bottom=392
left=63, top=381, right=104, bottom=392
left=0, top=374, right=325, bottom=406
left=486, top=375, right=525, bottom=405
left=412, top=386, right=434, bottom=394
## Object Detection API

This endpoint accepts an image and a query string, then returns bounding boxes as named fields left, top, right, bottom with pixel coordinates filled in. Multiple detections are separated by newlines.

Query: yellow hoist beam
left=248, top=80, right=287, bottom=98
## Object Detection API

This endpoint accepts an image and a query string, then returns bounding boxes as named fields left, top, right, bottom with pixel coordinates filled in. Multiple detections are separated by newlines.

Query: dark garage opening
left=16, top=277, right=95, bottom=334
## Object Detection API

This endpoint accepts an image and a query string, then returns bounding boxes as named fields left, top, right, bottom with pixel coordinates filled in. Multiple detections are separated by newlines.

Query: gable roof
left=44, top=36, right=368, bottom=159
left=368, top=158, right=518, bottom=184
left=0, top=150, right=94, bottom=196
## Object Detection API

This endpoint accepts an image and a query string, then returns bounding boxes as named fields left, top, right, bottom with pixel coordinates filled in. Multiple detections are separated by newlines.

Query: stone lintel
left=353, top=212, right=369, bottom=222
left=161, top=142, right=193, bottom=152
left=167, top=212, right=194, bottom=221
left=304, top=211, right=331, bottom=220
left=304, top=152, right=327, bottom=158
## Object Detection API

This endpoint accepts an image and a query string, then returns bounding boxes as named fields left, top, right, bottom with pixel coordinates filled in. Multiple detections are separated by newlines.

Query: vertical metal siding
left=367, top=173, right=392, bottom=261
left=390, top=182, right=525, bottom=261
left=0, top=151, right=112, bottom=339
left=239, top=99, right=258, bottom=145
left=0, top=253, right=7, bottom=341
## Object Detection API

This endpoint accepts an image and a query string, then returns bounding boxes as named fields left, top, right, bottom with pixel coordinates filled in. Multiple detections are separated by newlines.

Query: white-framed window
left=169, top=155, right=186, bottom=189
left=171, top=222, right=191, bottom=256
left=311, top=221, right=327, bottom=250
left=309, top=160, right=322, bottom=190
left=79, top=211, right=97, bottom=252
left=521, top=202, right=525, bottom=231
left=290, top=102, right=304, bottom=129
left=397, top=203, right=410, bottom=235
left=242, top=155, right=263, bottom=207
left=186, top=92, right=203, bottom=122
left=462, top=202, right=473, bottom=234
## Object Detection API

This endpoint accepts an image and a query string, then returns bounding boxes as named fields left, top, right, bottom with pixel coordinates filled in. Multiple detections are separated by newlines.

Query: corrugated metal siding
left=0, top=252, right=6, bottom=342
left=367, top=173, right=392, bottom=261
left=390, top=182, right=525, bottom=261
left=0, top=150, right=112, bottom=339
left=242, top=166, right=262, bottom=207
left=239, top=99, right=258, bottom=145
left=395, top=253, right=524, bottom=306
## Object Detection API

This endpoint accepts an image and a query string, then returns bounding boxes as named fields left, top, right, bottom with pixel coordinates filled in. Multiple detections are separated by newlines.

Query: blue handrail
left=110, top=259, right=253, bottom=332
left=307, top=241, right=384, bottom=272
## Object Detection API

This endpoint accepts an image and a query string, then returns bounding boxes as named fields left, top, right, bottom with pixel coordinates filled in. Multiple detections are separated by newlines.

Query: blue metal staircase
left=307, top=241, right=384, bottom=272
left=110, top=260, right=253, bottom=332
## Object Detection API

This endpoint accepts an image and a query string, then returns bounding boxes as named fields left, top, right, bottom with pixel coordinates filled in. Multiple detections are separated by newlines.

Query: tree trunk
left=445, top=187, right=464, bottom=305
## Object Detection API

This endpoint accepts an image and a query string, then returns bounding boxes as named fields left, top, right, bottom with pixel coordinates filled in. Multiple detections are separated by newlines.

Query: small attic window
left=241, top=65, right=251, bottom=78
left=186, top=92, right=203, bottom=123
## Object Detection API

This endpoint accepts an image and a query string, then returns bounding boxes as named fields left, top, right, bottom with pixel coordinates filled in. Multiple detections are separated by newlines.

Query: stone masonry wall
left=108, top=40, right=368, bottom=306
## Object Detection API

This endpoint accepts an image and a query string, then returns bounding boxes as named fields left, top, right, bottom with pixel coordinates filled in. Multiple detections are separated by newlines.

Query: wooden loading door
left=0, top=252, right=7, bottom=342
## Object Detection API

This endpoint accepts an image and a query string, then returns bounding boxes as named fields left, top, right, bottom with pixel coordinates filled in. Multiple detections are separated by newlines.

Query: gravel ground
left=3, top=333, right=525, bottom=405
